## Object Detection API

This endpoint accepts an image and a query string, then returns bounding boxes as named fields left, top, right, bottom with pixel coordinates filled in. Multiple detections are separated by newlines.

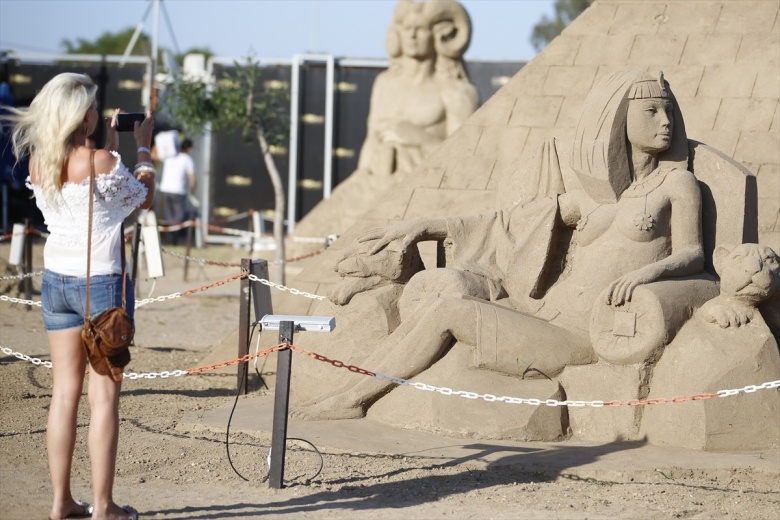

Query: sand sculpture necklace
left=621, top=166, right=671, bottom=231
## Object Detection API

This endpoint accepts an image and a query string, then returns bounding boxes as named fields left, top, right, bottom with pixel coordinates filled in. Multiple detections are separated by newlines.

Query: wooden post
left=237, top=258, right=274, bottom=394
left=248, top=211, right=255, bottom=254
left=250, top=259, right=272, bottom=390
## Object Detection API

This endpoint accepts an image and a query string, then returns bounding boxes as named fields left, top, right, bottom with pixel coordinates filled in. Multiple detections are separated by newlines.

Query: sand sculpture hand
left=359, top=221, right=437, bottom=255
left=605, top=264, right=659, bottom=306
left=377, top=121, right=439, bottom=147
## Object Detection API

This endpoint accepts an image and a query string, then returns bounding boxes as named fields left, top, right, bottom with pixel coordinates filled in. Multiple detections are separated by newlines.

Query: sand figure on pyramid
left=290, top=0, right=478, bottom=245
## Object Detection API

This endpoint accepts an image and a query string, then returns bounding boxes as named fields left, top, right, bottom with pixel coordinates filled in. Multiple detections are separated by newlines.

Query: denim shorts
left=41, top=269, right=135, bottom=331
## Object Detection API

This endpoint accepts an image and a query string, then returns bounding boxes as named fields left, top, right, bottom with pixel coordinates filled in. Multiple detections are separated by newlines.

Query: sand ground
left=1, top=240, right=779, bottom=519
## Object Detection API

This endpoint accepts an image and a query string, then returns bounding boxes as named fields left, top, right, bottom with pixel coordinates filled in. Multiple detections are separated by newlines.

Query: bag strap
left=84, top=151, right=127, bottom=326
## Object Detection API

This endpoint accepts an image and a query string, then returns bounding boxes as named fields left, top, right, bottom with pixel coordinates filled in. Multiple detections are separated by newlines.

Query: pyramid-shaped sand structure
left=281, top=0, right=779, bottom=315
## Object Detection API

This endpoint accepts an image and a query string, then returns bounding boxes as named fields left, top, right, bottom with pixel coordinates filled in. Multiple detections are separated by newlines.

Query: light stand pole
left=258, top=315, right=335, bottom=489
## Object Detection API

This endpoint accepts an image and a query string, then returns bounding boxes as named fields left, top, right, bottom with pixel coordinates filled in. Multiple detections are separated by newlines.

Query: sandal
left=120, top=505, right=139, bottom=520
left=48, top=499, right=92, bottom=520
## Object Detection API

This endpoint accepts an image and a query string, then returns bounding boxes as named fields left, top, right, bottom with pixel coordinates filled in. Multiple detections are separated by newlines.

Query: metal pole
left=23, top=219, right=32, bottom=310
left=269, top=320, right=294, bottom=489
left=248, top=213, right=255, bottom=254
left=131, top=222, right=142, bottom=290
left=183, top=222, right=193, bottom=281
left=237, top=258, right=251, bottom=395
left=150, top=0, right=160, bottom=110
left=323, top=55, right=335, bottom=200
left=286, top=55, right=301, bottom=232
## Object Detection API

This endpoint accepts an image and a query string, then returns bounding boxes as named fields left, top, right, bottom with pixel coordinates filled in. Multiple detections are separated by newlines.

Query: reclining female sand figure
left=294, top=70, right=705, bottom=420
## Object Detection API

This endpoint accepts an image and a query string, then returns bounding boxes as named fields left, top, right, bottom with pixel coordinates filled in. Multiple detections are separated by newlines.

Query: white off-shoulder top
left=27, top=152, right=148, bottom=276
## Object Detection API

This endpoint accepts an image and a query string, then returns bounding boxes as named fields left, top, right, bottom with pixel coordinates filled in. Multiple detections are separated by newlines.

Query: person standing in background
left=158, top=138, right=195, bottom=243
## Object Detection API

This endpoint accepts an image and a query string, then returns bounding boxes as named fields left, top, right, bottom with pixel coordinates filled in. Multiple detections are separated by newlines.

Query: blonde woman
left=4, top=73, right=154, bottom=520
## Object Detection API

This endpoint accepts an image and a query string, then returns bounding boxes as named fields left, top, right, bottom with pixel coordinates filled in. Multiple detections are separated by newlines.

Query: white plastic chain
left=0, top=345, right=186, bottom=378
left=208, top=226, right=255, bottom=238
left=1, top=291, right=177, bottom=309
left=134, top=292, right=183, bottom=308
left=2, top=276, right=325, bottom=308
left=2, top=343, right=780, bottom=400
left=162, top=249, right=208, bottom=264
left=0, top=346, right=52, bottom=368
left=374, top=370, right=780, bottom=408
left=124, top=370, right=189, bottom=379
left=0, top=271, right=44, bottom=281
left=291, top=236, right=330, bottom=244
left=247, top=273, right=326, bottom=300
left=0, top=295, right=42, bottom=307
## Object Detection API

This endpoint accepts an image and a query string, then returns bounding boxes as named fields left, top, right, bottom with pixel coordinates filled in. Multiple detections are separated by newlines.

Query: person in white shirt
left=4, top=72, right=152, bottom=520
left=158, top=138, right=195, bottom=227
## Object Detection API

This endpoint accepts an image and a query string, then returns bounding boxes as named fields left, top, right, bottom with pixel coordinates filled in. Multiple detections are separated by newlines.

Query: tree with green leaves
left=160, top=58, right=290, bottom=283
left=62, top=28, right=212, bottom=67
left=531, top=0, right=593, bottom=51
left=62, top=28, right=153, bottom=56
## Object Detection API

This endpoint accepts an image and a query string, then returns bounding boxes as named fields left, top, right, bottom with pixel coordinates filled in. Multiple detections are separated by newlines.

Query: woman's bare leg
left=87, top=368, right=134, bottom=519
left=293, top=297, right=478, bottom=420
left=46, top=327, right=90, bottom=520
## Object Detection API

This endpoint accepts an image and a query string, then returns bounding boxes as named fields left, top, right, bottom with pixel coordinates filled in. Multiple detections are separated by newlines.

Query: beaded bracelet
left=134, top=164, right=157, bottom=176
left=137, top=146, right=151, bottom=154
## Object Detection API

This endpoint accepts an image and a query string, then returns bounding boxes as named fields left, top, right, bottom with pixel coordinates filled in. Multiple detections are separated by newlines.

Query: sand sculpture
left=290, top=70, right=780, bottom=450
left=290, top=0, right=478, bottom=243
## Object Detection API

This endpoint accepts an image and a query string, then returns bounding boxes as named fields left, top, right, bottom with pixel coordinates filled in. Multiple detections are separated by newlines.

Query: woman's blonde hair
left=3, top=73, right=97, bottom=204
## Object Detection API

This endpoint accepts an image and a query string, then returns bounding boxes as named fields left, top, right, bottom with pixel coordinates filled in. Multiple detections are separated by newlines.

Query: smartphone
left=116, top=112, right=145, bottom=132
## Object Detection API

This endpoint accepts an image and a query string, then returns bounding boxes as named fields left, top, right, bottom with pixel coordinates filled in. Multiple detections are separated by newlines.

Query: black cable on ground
left=286, top=437, right=324, bottom=484
left=224, top=323, right=324, bottom=485
left=224, top=323, right=258, bottom=481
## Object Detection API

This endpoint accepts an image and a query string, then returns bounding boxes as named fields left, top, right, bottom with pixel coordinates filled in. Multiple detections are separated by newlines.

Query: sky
left=0, top=0, right=556, bottom=62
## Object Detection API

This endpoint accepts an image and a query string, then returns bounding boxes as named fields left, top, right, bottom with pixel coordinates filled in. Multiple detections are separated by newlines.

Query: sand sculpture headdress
left=570, top=70, right=689, bottom=202
left=385, top=0, right=472, bottom=80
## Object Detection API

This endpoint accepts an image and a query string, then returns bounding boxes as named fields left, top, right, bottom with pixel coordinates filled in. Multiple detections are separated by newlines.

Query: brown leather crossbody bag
left=81, top=150, right=134, bottom=382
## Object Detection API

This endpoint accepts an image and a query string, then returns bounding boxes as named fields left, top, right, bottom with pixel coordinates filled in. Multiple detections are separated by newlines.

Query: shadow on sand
left=144, top=439, right=660, bottom=518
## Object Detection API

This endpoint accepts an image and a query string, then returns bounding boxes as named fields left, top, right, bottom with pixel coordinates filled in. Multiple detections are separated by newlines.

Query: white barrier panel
left=8, top=223, right=25, bottom=266
left=141, top=212, right=165, bottom=278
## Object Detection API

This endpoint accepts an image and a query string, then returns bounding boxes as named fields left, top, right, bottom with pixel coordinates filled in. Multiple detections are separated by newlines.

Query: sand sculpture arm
left=441, top=81, right=479, bottom=136
left=356, top=73, right=394, bottom=173
left=360, top=218, right=450, bottom=254
left=557, top=190, right=584, bottom=228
